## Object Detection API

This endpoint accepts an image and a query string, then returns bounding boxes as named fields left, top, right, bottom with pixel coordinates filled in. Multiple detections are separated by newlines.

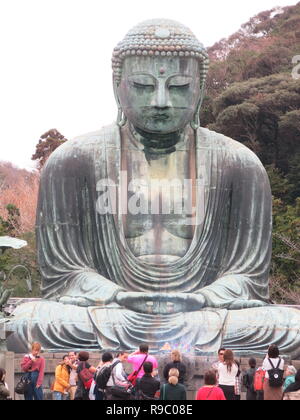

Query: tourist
left=218, top=349, right=238, bottom=401
left=283, top=365, right=297, bottom=392
left=243, top=358, right=258, bottom=401
left=52, top=355, right=71, bottom=400
left=68, top=351, right=79, bottom=400
left=138, top=361, right=160, bottom=400
left=262, top=344, right=284, bottom=400
left=195, top=370, right=226, bottom=400
left=160, top=368, right=186, bottom=400
left=95, top=352, right=114, bottom=400
left=74, top=351, right=96, bottom=400
left=0, top=368, right=11, bottom=400
left=21, top=342, right=45, bottom=400
left=106, top=352, right=130, bottom=400
left=127, top=344, right=158, bottom=380
left=234, top=360, right=242, bottom=400
left=283, top=369, right=300, bottom=400
left=211, top=348, right=225, bottom=373
left=163, top=350, right=187, bottom=385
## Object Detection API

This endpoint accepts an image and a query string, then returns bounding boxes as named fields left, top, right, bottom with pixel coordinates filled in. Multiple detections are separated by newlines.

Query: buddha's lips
left=151, top=114, right=170, bottom=121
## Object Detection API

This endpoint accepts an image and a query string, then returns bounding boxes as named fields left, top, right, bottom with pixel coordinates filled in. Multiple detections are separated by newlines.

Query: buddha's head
left=112, top=19, right=209, bottom=135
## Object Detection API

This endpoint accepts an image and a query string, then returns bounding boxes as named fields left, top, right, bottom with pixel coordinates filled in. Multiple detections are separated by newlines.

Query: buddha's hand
left=115, top=291, right=206, bottom=314
left=228, top=299, right=269, bottom=310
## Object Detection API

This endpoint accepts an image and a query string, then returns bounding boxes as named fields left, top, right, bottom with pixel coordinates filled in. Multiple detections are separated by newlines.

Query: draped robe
left=7, top=124, right=300, bottom=357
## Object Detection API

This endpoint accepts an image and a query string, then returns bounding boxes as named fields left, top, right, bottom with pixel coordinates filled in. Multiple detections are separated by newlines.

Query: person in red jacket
left=196, top=370, right=226, bottom=401
left=21, top=342, right=45, bottom=400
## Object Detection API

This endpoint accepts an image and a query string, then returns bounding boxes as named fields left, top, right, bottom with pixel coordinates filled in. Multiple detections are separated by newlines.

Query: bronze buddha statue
left=8, top=20, right=300, bottom=358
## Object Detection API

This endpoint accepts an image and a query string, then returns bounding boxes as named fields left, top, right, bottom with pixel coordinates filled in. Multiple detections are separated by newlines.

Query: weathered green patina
left=7, top=20, right=300, bottom=357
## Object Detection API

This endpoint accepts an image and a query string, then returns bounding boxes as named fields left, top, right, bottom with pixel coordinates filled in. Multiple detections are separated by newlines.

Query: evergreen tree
left=32, top=128, right=67, bottom=169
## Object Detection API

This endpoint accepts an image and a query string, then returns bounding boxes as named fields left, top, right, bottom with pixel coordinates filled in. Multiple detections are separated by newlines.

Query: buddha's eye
left=168, top=75, right=192, bottom=89
left=133, top=82, right=155, bottom=91
left=128, top=75, right=155, bottom=91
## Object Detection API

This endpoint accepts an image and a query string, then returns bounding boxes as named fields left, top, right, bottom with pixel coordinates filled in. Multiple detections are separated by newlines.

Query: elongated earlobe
left=117, top=108, right=127, bottom=127
left=190, top=84, right=205, bottom=130
left=191, top=106, right=201, bottom=130
left=190, top=99, right=202, bottom=130
left=113, top=79, right=127, bottom=127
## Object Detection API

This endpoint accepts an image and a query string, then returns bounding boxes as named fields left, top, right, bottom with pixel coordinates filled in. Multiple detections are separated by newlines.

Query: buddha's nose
left=152, top=81, right=171, bottom=109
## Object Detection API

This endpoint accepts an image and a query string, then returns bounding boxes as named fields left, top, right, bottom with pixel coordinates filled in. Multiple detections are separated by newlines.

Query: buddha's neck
left=130, top=124, right=185, bottom=160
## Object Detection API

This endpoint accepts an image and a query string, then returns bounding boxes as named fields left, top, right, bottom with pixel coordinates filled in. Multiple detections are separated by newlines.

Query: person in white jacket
left=218, top=350, right=238, bottom=400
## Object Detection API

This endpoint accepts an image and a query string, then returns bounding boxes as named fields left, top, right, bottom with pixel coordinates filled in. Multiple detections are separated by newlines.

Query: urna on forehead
left=112, top=19, right=209, bottom=84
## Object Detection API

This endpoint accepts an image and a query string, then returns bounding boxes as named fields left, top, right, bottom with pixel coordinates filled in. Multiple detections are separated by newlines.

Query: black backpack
left=268, top=358, right=284, bottom=388
left=95, top=360, right=120, bottom=390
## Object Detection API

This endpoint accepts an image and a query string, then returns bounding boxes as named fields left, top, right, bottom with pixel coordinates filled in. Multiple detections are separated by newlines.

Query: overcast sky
left=0, top=0, right=298, bottom=169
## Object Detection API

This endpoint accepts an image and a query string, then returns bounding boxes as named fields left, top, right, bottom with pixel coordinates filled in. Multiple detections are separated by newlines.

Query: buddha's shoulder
left=198, top=127, right=253, bottom=153
left=71, top=124, right=119, bottom=148
left=44, top=124, right=119, bottom=164
left=198, top=127, right=263, bottom=166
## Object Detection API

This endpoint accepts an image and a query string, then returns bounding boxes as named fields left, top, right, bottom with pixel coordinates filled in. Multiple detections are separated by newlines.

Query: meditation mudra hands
left=59, top=290, right=206, bottom=313
left=59, top=282, right=268, bottom=313
left=57, top=269, right=268, bottom=312
left=115, top=291, right=206, bottom=314
left=115, top=292, right=267, bottom=313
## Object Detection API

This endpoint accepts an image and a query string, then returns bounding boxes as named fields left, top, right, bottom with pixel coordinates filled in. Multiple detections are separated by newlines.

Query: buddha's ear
left=113, top=78, right=127, bottom=127
left=113, top=78, right=121, bottom=105
left=190, top=81, right=206, bottom=130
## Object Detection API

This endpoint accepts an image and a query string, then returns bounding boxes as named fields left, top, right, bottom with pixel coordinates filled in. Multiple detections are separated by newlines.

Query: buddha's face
left=117, top=56, right=201, bottom=134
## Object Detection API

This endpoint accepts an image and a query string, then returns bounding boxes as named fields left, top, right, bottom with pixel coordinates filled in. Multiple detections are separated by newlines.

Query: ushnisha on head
left=112, top=19, right=209, bottom=132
